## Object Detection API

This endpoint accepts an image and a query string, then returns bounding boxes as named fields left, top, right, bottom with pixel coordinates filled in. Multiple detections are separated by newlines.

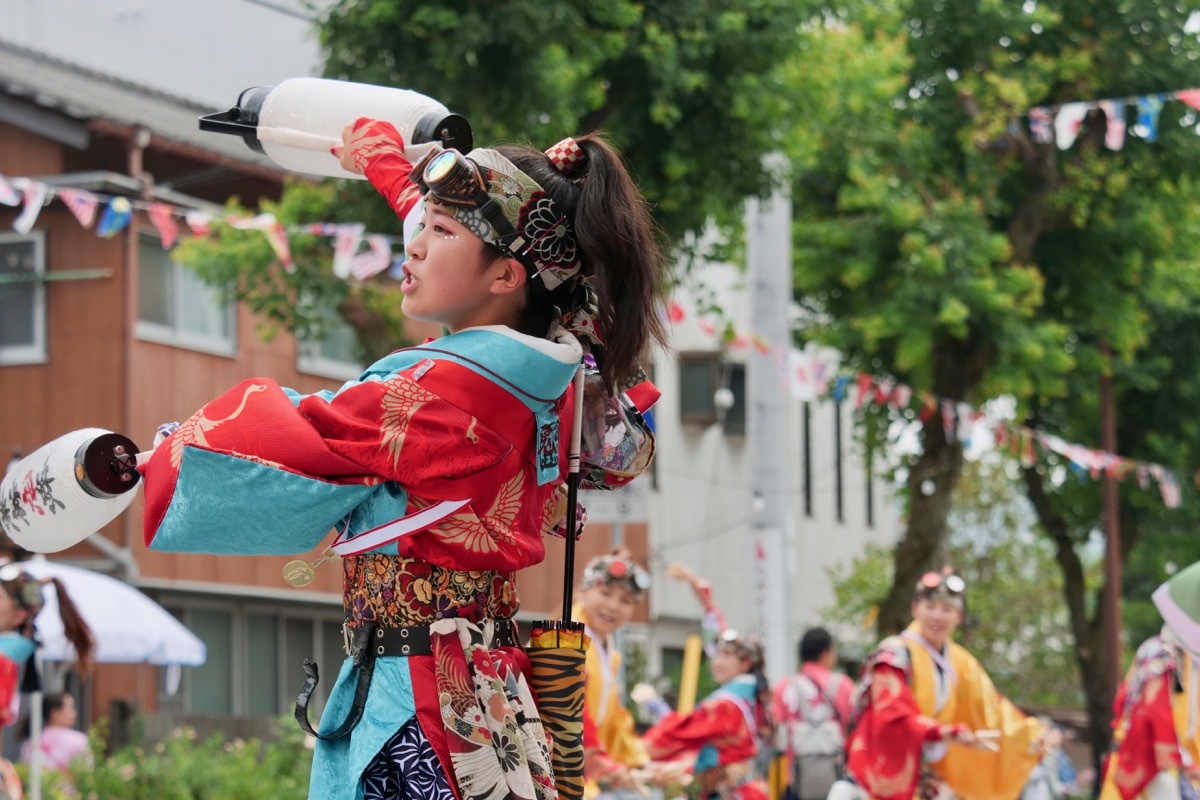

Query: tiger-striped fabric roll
left=527, top=644, right=589, bottom=800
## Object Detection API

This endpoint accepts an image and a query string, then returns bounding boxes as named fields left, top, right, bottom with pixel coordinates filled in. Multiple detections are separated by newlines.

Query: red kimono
left=1102, top=636, right=1193, bottom=800
left=643, top=674, right=768, bottom=800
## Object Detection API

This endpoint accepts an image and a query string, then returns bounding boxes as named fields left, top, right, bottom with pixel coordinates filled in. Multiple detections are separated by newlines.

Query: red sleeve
left=1113, top=673, right=1181, bottom=799
left=643, top=698, right=756, bottom=767
left=846, top=664, right=942, bottom=800
left=0, top=656, right=17, bottom=727
left=346, top=117, right=422, bottom=220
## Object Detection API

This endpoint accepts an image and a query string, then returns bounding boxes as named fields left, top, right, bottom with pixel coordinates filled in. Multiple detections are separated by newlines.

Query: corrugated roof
left=0, top=38, right=276, bottom=171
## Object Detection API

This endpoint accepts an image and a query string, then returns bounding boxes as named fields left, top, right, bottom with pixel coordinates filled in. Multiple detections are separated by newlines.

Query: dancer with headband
left=138, top=118, right=666, bottom=800
left=637, top=563, right=774, bottom=800
left=830, top=567, right=1045, bottom=800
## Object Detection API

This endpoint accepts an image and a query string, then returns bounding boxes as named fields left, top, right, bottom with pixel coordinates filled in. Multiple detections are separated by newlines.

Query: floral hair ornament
left=718, top=628, right=765, bottom=669
left=581, top=552, right=651, bottom=597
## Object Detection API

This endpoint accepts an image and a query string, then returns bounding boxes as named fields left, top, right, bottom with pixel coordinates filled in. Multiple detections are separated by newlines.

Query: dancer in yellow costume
left=575, top=549, right=653, bottom=797
left=1100, top=559, right=1200, bottom=800
left=836, top=568, right=1045, bottom=800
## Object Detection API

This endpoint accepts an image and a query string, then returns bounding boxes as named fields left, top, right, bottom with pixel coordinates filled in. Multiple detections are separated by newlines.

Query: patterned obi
left=342, top=553, right=520, bottom=628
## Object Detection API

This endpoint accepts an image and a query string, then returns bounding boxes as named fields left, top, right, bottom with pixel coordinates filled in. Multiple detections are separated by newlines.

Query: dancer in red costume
left=139, top=120, right=667, bottom=800
left=835, top=568, right=1044, bottom=800
left=640, top=564, right=774, bottom=800
left=1101, top=559, right=1200, bottom=800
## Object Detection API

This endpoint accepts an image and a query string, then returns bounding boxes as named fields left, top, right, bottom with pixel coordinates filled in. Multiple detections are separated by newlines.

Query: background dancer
left=639, top=563, right=774, bottom=800
left=574, top=549, right=653, bottom=797
left=1100, top=559, right=1200, bottom=800
left=832, top=566, right=1044, bottom=800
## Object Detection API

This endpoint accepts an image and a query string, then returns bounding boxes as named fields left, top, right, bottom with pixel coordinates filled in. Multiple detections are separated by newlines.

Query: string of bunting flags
left=0, top=174, right=406, bottom=282
left=666, top=298, right=1188, bottom=510
left=4, top=170, right=1191, bottom=509
left=1026, top=86, right=1200, bottom=150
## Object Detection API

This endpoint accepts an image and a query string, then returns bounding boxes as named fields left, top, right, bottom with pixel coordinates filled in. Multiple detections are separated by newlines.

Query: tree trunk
left=875, top=334, right=989, bottom=636
left=1022, top=465, right=1113, bottom=779
left=876, top=414, right=965, bottom=635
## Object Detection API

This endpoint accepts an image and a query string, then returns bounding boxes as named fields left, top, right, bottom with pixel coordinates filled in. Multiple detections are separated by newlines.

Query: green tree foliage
left=790, top=0, right=1200, bottom=752
left=179, top=0, right=812, bottom=356
left=316, top=0, right=808, bottom=240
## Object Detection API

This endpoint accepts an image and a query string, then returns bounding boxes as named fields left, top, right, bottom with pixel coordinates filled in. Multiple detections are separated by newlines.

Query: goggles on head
left=915, top=571, right=966, bottom=606
left=581, top=553, right=652, bottom=597
left=409, top=146, right=582, bottom=291
left=0, top=564, right=44, bottom=617
left=717, top=628, right=765, bottom=668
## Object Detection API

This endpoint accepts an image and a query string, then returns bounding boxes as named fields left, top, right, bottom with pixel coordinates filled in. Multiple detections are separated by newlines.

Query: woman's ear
left=490, top=257, right=529, bottom=296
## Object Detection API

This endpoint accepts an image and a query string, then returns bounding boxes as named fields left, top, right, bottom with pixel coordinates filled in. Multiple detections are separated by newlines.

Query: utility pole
left=746, top=153, right=795, bottom=681
left=1099, top=343, right=1122, bottom=695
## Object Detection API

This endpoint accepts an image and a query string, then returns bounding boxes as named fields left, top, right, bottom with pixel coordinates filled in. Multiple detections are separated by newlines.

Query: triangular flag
left=12, top=180, right=48, bottom=234
left=263, top=221, right=293, bottom=273
left=0, top=176, right=22, bottom=207
left=1055, top=103, right=1090, bottom=149
left=667, top=300, right=685, bottom=323
left=185, top=210, right=212, bottom=236
left=1098, top=100, right=1126, bottom=151
left=1028, top=107, right=1054, bottom=144
left=227, top=212, right=275, bottom=231
left=350, top=234, right=392, bottom=280
left=96, top=197, right=133, bottom=238
left=1136, top=95, right=1165, bottom=141
left=58, top=188, right=99, bottom=228
left=1177, top=89, right=1200, bottom=111
left=332, top=223, right=365, bottom=279
left=147, top=202, right=180, bottom=249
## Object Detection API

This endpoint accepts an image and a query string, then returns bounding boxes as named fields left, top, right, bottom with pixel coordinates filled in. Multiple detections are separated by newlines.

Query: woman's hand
left=332, top=118, right=422, bottom=219
left=940, top=724, right=976, bottom=746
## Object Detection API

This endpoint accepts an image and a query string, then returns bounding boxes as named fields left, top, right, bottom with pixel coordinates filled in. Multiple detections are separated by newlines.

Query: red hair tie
left=545, top=137, right=586, bottom=177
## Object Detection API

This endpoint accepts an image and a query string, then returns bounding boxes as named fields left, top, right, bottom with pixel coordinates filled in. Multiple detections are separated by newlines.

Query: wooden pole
left=1100, top=342, right=1122, bottom=695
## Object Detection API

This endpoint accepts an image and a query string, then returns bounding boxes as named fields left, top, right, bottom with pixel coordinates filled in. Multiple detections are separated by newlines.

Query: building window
left=160, top=600, right=343, bottom=717
left=677, top=354, right=746, bottom=434
left=136, top=236, right=235, bottom=355
left=296, top=295, right=365, bottom=381
left=0, top=232, right=46, bottom=365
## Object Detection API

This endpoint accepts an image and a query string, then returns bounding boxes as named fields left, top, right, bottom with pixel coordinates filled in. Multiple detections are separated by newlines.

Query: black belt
left=294, top=619, right=520, bottom=740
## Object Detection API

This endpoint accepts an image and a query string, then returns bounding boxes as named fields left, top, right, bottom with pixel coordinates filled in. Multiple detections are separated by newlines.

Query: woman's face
left=911, top=597, right=963, bottom=649
left=710, top=645, right=751, bottom=685
left=578, top=583, right=638, bottom=641
left=398, top=203, right=524, bottom=332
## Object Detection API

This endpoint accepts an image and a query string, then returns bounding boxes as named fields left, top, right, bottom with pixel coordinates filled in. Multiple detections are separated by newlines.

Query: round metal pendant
left=282, top=559, right=316, bottom=587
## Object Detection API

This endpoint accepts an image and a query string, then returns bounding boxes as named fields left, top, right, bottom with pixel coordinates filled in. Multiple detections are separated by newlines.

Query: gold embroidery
left=380, top=377, right=439, bottom=467
left=431, top=472, right=525, bottom=554
left=171, top=383, right=269, bottom=468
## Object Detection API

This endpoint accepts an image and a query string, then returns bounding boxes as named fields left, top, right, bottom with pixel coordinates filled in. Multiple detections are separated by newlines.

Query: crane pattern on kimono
left=169, top=382, right=270, bottom=469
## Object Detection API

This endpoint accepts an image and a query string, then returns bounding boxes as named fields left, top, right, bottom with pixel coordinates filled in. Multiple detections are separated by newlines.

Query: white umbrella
left=23, top=558, right=205, bottom=666
left=17, top=557, right=207, bottom=800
